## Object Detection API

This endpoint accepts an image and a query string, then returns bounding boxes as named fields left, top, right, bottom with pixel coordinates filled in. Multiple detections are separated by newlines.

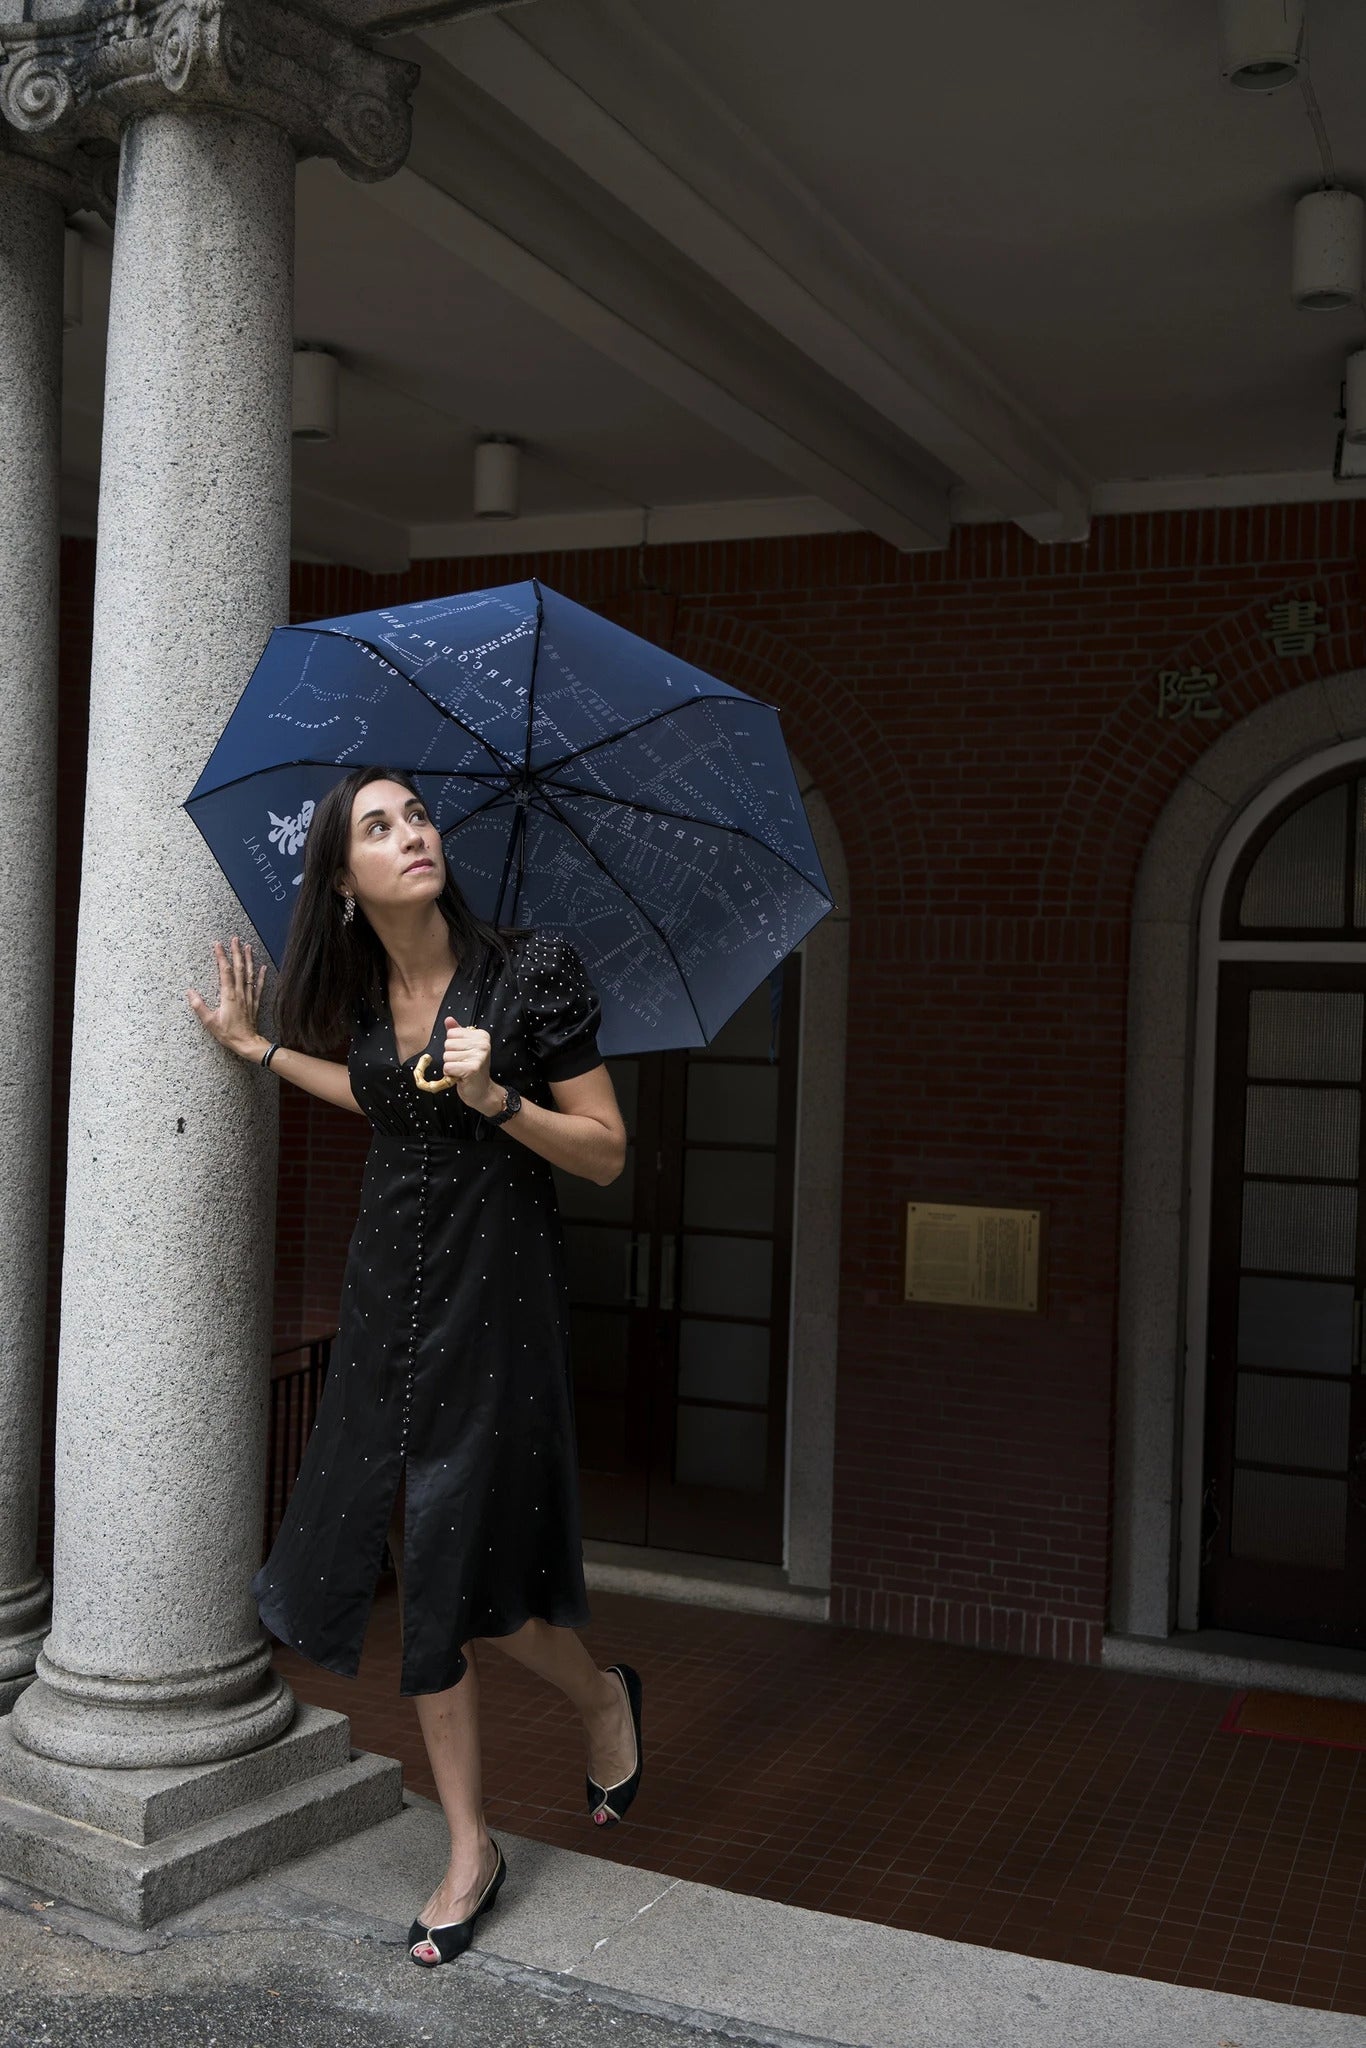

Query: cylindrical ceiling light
left=1345, top=349, right=1366, bottom=444
left=1218, top=0, right=1305, bottom=90
left=291, top=346, right=339, bottom=442
left=473, top=436, right=520, bottom=520
left=1292, top=187, right=1365, bottom=309
left=63, top=226, right=83, bottom=330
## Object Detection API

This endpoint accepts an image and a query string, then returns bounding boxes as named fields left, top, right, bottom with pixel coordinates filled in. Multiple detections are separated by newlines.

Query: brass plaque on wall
left=904, top=1202, right=1044, bottom=1312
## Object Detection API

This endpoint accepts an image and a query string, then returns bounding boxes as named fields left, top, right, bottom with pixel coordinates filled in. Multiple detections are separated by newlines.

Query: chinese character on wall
left=1263, top=598, right=1330, bottom=658
left=1157, top=667, right=1224, bottom=721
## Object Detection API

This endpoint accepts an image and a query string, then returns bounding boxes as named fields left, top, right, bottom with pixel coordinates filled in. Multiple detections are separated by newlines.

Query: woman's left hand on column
left=186, top=936, right=269, bottom=1059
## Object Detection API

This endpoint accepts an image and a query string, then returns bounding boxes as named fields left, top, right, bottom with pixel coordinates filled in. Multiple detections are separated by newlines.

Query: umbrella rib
left=530, top=692, right=775, bottom=780
left=182, top=757, right=377, bottom=806
left=467, top=804, right=522, bottom=1033
left=534, top=779, right=834, bottom=905
left=183, top=759, right=509, bottom=810
left=437, top=786, right=515, bottom=834
left=497, top=806, right=525, bottom=926
left=528, top=786, right=709, bottom=1045
left=524, top=581, right=543, bottom=778
left=288, top=625, right=519, bottom=768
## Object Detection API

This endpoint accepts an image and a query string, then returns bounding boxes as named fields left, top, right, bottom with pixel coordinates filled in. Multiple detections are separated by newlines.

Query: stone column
left=0, top=0, right=418, bottom=1926
left=0, top=153, right=64, bottom=1717
left=26, top=102, right=302, bottom=1770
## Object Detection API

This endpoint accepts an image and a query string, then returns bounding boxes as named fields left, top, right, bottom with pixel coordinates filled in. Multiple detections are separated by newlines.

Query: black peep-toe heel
left=408, top=1839, right=506, bottom=1966
left=586, top=1663, right=644, bottom=1827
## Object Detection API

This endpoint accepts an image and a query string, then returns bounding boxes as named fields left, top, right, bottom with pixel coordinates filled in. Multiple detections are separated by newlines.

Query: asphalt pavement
left=0, top=1887, right=791, bottom=2048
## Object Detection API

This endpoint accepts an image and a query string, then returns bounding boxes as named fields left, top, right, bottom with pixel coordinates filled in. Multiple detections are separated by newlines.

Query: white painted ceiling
left=58, top=0, right=1366, bottom=569
left=636, top=0, right=1366, bottom=481
left=290, top=170, right=798, bottom=520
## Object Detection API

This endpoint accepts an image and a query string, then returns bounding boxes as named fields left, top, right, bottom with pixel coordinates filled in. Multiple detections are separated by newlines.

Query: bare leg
left=388, top=1472, right=498, bottom=1953
left=478, top=1617, right=637, bottom=1794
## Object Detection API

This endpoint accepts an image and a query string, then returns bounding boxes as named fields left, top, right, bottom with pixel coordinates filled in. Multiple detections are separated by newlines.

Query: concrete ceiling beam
left=410, top=493, right=860, bottom=560
left=425, top=2, right=1090, bottom=542
left=376, top=47, right=952, bottom=551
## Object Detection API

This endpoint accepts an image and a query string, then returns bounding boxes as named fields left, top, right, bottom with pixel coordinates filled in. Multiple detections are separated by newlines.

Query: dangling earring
left=342, top=891, right=355, bottom=926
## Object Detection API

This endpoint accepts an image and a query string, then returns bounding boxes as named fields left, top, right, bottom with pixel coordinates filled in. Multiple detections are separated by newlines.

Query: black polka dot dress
left=251, top=928, right=602, bottom=1696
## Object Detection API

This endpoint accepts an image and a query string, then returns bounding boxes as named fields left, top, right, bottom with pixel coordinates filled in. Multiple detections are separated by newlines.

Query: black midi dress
left=251, top=927, right=604, bottom=1696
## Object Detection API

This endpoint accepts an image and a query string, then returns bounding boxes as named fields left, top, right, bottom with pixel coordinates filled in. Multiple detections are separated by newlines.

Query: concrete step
left=0, top=1716, right=402, bottom=1927
left=0, top=1700, right=357, bottom=1845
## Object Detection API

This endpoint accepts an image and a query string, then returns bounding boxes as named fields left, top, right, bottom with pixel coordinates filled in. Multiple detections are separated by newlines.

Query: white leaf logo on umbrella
left=266, top=799, right=314, bottom=884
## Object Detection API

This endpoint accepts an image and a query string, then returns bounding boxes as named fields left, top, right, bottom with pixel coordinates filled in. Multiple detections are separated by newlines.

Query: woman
left=186, top=763, right=642, bottom=1969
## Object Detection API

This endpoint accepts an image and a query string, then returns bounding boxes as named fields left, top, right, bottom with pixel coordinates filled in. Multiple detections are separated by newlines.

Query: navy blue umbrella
left=184, top=579, right=834, bottom=1057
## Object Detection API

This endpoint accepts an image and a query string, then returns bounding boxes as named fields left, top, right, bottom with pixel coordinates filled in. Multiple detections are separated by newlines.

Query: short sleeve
left=520, top=932, right=604, bottom=1082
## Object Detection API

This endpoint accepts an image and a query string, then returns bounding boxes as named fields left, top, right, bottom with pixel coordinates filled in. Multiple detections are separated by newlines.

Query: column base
left=0, top=1568, right=50, bottom=1715
left=12, top=1641, right=296, bottom=1767
left=0, top=1700, right=402, bottom=1927
left=0, top=1670, right=37, bottom=1717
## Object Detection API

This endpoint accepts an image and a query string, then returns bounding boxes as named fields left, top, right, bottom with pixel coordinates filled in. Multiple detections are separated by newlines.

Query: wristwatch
left=483, top=1081, right=522, bottom=1127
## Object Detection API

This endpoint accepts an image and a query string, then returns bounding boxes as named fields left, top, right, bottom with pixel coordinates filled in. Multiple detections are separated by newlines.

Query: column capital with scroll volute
left=0, top=0, right=419, bottom=183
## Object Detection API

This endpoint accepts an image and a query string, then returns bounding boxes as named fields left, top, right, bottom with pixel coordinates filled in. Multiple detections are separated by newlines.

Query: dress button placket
left=403, top=1141, right=428, bottom=1460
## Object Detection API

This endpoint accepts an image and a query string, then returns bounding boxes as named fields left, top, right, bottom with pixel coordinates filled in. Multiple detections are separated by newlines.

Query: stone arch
left=1111, top=666, right=1366, bottom=1640
left=670, top=607, right=927, bottom=916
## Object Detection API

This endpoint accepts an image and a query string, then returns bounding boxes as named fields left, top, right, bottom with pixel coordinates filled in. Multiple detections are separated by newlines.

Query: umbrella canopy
left=184, top=579, right=834, bottom=1057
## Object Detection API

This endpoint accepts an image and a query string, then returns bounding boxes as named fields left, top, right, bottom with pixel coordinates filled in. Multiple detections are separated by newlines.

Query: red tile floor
left=272, top=1578, right=1366, bottom=2016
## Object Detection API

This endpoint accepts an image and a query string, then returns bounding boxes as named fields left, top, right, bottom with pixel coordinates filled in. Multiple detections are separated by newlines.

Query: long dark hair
left=273, top=765, right=517, bottom=1054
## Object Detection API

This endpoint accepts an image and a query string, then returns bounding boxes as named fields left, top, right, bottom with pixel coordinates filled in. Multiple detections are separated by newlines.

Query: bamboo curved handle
left=412, top=1053, right=458, bottom=1094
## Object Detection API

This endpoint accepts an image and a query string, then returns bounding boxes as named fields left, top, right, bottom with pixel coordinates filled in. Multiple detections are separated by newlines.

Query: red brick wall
left=44, top=509, right=1366, bottom=1664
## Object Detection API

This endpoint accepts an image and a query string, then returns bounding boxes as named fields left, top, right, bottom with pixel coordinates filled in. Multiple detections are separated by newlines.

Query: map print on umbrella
left=184, top=580, right=835, bottom=1058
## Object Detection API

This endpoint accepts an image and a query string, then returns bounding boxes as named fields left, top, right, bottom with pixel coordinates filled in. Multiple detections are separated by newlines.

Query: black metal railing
left=262, top=1335, right=334, bottom=1560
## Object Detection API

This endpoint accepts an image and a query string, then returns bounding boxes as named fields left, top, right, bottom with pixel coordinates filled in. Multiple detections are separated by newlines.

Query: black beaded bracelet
left=260, top=1040, right=281, bottom=1069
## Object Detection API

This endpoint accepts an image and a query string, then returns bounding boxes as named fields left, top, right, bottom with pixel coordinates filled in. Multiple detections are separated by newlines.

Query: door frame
left=1198, top=956, right=1366, bottom=1640
left=1180, top=748, right=1366, bottom=1627
left=1110, top=674, right=1366, bottom=1644
left=781, top=758, right=850, bottom=1589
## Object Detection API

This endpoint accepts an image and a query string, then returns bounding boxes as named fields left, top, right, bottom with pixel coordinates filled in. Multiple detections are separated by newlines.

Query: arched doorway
left=1197, top=764, right=1366, bottom=1646
left=1110, top=672, right=1366, bottom=1652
